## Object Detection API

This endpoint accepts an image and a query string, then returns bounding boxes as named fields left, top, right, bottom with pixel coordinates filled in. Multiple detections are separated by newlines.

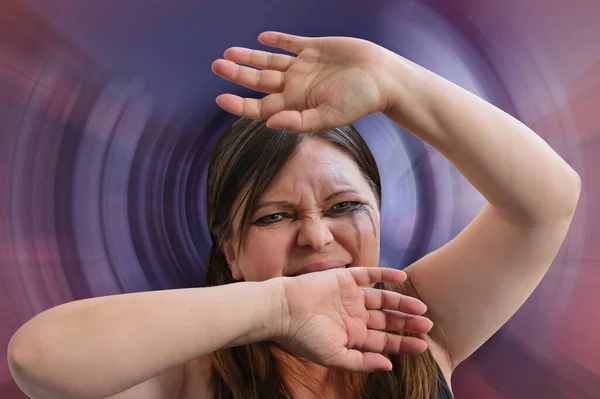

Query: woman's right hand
left=267, top=267, right=433, bottom=372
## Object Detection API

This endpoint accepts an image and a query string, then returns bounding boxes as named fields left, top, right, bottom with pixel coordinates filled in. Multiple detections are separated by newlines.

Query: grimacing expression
left=222, top=137, right=381, bottom=282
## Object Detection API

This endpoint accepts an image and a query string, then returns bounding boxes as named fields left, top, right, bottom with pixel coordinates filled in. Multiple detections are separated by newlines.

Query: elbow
left=7, top=330, right=47, bottom=399
left=546, top=168, right=581, bottom=226
left=517, top=168, right=581, bottom=228
left=7, top=329, right=78, bottom=399
left=562, top=169, right=582, bottom=219
left=537, top=168, right=581, bottom=227
left=7, top=332, right=30, bottom=379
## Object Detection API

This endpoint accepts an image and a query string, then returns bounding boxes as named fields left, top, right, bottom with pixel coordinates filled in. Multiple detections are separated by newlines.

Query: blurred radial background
left=1, top=0, right=599, bottom=397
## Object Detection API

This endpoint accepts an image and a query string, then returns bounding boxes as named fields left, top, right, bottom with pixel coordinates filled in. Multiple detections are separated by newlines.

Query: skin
left=5, top=31, right=580, bottom=399
left=211, top=30, right=581, bottom=392
left=221, top=138, right=385, bottom=394
left=223, top=137, right=380, bottom=283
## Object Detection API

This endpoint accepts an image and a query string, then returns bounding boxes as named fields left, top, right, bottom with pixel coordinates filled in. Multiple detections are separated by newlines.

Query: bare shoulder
left=105, top=364, right=185, bottom=399
left=423, top=334, right=454, bottom=392
left=388, top=278, right=453, bottom=390
left=179, top=355, right=215, bottom=399
left=105, top=356, right=214, bottom=399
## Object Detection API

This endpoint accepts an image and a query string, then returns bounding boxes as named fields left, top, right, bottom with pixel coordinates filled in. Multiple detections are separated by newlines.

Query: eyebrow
left=253, top=200, right=297, bottom=211
left=254, top=189, right=362, bottom=211
left=324, top=188, right=362, bottom=202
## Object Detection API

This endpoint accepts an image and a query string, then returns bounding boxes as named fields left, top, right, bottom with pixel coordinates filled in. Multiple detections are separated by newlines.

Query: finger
left=258, top=31, right=313, bottom=55
left=330, top=349, right=392, bottom=372
left=359, top=329, right=429, bottom=355
left=266, top=108, right=321, bottom=133
left=215, top=93, right=286, bottom=120
left=223, top=47, right=294, bottom=72
left=361, top=288, right=427, bottom=315
left=212, top=59, right=284, bottom=94
left=345, top=267, right=408, bottom=287
left=366, top=310, right=433, bottom=334
left=268, top=106, right=357, bottom=133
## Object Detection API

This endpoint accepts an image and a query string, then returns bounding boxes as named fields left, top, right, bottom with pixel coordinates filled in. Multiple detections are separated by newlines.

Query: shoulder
left=105, top=364, right=185, bottom=399
left=423, top=334, right=454, bottom=392
left=381, top=278, right=454, bottom=389
left=179, top=355, right=215, bottom=399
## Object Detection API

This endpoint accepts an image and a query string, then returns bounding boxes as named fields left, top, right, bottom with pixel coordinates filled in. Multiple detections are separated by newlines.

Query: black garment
left=435, top=362, right=454, bottom=398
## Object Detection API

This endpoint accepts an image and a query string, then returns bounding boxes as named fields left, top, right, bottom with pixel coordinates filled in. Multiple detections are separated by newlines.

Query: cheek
left=238, top=228, right=293, bottom=280
left=332, top=210, right=380, bottom=264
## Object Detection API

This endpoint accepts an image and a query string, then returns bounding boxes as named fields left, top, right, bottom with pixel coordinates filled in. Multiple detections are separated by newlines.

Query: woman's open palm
left=211, top=31, right=393, bottom=132
left=273, top=267, right=433, bottom=372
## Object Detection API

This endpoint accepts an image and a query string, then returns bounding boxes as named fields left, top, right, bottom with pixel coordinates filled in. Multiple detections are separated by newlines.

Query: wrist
left=225, top=279, right=287, bottom=347
left=262, top=278, right=288, bottom=341
left=376, top=51, right=432, bottom=126
left=218, top=280, right=275, bottom=348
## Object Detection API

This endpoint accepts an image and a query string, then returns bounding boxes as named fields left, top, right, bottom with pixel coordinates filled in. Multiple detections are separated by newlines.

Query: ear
left=222, top=240, right=243, bottom=281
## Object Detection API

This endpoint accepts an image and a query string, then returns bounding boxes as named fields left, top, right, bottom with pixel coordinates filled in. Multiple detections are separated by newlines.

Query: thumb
left=331, top=349, right=393, bottom=373
left=266, top=107, right=326, bottom=133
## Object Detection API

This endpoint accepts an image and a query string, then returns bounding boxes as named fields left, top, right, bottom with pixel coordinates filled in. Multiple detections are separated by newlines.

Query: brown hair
left=204, top=118, right=445, bottom=398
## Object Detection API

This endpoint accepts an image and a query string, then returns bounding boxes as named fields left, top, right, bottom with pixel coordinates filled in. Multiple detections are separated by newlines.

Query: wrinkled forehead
left=263, top=168, right=364, bottom=205
left=262, top=138, right=374, bottom=200
left=235, top=139, right=374, bottom=213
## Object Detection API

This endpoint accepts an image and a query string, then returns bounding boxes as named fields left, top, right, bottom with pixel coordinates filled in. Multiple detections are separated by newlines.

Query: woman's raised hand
left=211, top=31, right=398, bottom=133
left=268, top=267, right=433, bottom=372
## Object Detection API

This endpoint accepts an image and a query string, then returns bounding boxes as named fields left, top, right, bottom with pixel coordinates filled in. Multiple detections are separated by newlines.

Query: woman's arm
left=7, top=281, right=279, bottom=399
left=380, top=54, right=581, bottom=368
left=382, top=56, right=580, bottom=226
left=209, top=30, right=580, bottom=371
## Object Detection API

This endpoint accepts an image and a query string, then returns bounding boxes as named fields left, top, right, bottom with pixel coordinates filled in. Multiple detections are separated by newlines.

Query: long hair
left=204, top=118, right=446, bottom=398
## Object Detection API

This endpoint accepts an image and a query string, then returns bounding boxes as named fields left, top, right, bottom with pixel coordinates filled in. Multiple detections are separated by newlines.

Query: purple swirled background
left=1, top=0, right=598, bottom=397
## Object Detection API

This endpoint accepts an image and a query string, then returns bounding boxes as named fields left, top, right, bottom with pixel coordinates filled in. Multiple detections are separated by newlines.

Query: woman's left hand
left=211, top=31, right=398, bottom=132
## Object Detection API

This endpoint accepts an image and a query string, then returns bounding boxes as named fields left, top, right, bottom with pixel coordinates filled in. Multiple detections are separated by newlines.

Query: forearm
left=382, top=55, right=580, bottom=226
left=8, top=280, right=281, bottom=399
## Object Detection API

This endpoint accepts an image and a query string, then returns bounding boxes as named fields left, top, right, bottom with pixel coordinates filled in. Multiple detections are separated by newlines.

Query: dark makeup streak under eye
left=349, top=212, right=362, bottom=252
left=348, top=204, right=378, bottom=252
left=363, top=206, right=378, bottom=239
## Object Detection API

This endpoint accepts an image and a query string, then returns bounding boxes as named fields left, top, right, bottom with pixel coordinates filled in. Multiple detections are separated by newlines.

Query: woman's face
left=224, top=137, right=380, bottom=282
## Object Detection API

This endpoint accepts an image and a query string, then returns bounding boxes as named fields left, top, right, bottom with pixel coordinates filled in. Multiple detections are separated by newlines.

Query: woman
left=7, top=31, right=580, bottom=399
left=203, top=117, right=444, bottom=399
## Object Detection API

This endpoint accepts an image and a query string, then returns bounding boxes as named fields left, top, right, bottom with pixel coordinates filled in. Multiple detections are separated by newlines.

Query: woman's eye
left=254, top=213, right=287, bottom=225
left=329, top=201, right=360, bottom=213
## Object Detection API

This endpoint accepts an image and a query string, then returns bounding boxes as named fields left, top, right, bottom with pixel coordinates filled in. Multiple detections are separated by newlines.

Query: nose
left=296, top=216, right=334, bottom=251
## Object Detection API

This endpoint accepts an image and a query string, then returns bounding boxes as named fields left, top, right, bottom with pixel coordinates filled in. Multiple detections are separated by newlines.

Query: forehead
left=260, top=137, right=373, bottom=200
